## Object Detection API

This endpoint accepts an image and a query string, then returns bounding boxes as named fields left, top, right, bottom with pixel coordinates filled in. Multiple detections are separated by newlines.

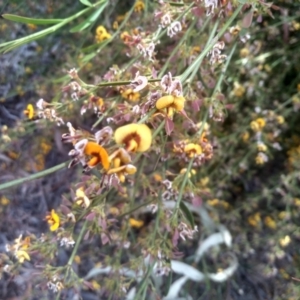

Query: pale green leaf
left=2, top=14, right=63, bottom=25
left=70, top=1, right=107, bottom=33
left=79, top=0, right=93, bottom=6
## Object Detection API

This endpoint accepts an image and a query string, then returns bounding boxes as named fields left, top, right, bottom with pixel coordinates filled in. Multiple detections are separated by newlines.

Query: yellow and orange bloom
left=27, top=23, right=37, bottom=30
left=229, top=25, right=241, bottom=35
left=232, top=82, right=245, bottom=98
left=71, top=139, right=110, bottom=170
left=264, top=216, right=276, bottom=230
left=129, top=218, right=144, bottom=229
left=120, top=31, right=131, bottom=43
left=240, top=48, right=249, bottom=58
left=121, top=88, right=140, bottom=102
left=156, top=95, right=186, bottom=118
left=257, top=142, right=267, bottom=152
left=95, top=25, right=111, bottom=42
left=15, top=250, right=30, bottom=263
left=250, top=118, right=266, bottom=132
left=255, top=152, right=268, bottom=165
left=6, top=235, right=31, bottom=263
left=83, top=141, right=110, bottom=170
left=96, top=25, right=107, bottom=36
left=114, top=124, right=152, bottom=152
left=90, top=95, right=104, bottom=112
left=23, top=104, right=35, bottom=119
left=247, top=212, right=261, bottom=227
left=173, top=140, right=204, bottom=158
left=46, top=209, right=60, bottom=231
left=75, top=187, right=90, bottom=208
left=134, top=0, right=145, bottom=12
left=184, top=143, right=202, bottom=158
left=107, top=148, right=137, bottom=182
left=97, top=31, right=111, bottom=42
left=180, top=168, right=196, bottom=178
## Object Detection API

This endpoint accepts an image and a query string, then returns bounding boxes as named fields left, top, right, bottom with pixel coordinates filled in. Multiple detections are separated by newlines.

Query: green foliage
left=1, top=0, right=300, bottom=299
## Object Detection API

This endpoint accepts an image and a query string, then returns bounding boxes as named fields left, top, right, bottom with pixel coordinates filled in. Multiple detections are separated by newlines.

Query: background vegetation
left=0, top=0, right=300, bottom=299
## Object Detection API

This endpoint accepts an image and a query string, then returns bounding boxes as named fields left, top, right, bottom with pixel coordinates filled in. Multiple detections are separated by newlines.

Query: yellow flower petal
left=46, top=209, right=60, bottom=231
left=156, top=95, right=174, bottom=110
left=134, top=0, right=145, bottom=12
left=51, top=209, right=59, bottom=223
left=96, top=25, right=107, bottom=36
left=75, top=187, right=90, bottom=208
left=124, top=164, right=137, bottom=174
left=121, top=88, right=140, bottom=102
left=106, top=165, right=127, bottom=175
left=114, top=157, right=121, bottom=168
left=256, top=118, right=266, bottom=130
left=109, top=148, right=131, bottom=164
left=50, top=222, right=60, bottom=232
left=129, top=218, right=144, bottom=229
left=173, top=96, right=185, bottom=111
left=16, top=250, right=30, bottom=263
left=184, top=143, right=202, bottom=157
left=23, top=104, right=34, bottom=119
left=114, top=124, right=152, bottom=152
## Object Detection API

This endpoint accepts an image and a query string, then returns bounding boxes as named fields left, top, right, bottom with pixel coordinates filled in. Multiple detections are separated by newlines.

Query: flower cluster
left=6, top=235, right=31, bottom=264
left=3, top=0, right=299, bottom=298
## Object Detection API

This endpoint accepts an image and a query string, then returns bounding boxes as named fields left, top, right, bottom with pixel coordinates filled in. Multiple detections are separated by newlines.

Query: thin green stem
left=67, top=220, right=88, bottom=266
left=213, top=42, right=237, bottom=94
left=155, top=2, right=195, bottom=42
left=153, top=120, right=166, bottom=138
left=175, top=157, right=194, bottom=211
left=180, top=3, right=243, bottom=83
left=182, top=19, right=219, bottom=83
left=159, top=18, right=198, bottom=77
left=96, top=78, right=161, bottom=88
left=0, top=161, right=69, bottom=191
left=138, top=108, right=156, bottom=124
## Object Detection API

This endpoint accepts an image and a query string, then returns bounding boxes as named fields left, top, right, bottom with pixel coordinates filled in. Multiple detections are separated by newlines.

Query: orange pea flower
left=83, top=141, right=110, bottom=170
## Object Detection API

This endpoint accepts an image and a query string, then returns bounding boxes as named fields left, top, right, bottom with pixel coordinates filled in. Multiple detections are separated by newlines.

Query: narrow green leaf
left=79, top=0, right=93, bottom=6
left=180, top=201, right=195, bottom=228
left=0, top=161, right=69, bottom=191
left=70, top=1, right=107, bottom=33
left=51, top=74, right=70, bottom=83
left=0, top=4, right=93, bottom=53
left=0, top=23, right=64, bottom=53
left=2, top=14, right=63, bottom=25
left=81, top=52, right=97, bottom=63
